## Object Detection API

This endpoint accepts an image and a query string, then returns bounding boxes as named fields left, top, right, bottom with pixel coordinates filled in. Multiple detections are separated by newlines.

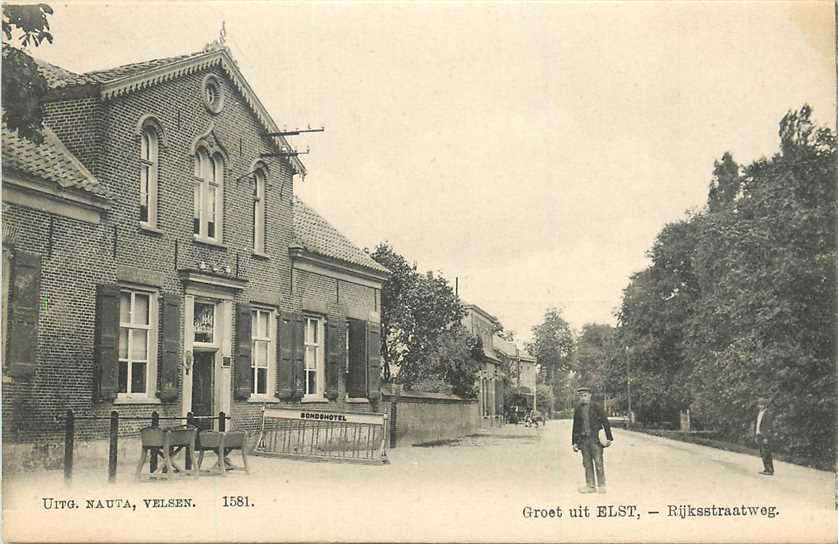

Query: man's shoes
left=758, top=470, right=774, bottom=476
left=578, top=486, right=596, bottom=494
left=597, top=486, right=607, bottom=494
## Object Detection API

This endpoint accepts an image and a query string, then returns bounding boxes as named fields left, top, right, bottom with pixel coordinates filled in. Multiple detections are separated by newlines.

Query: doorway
left=182, top=292, right=233, bottom=429
left=191, top=350, right=215, bottom=430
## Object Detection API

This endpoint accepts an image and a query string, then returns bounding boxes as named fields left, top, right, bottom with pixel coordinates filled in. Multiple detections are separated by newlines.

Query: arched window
left=252, top=166, right=267, bottom=253
left=193, top=148, right=224, bottom=241
left=139, top=127, right=158, bottom=226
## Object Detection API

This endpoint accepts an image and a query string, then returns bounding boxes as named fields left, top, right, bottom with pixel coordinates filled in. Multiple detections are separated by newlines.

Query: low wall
left=381, top=386, right=479, bottom=447
left=4, top=436, right=141, bottom=474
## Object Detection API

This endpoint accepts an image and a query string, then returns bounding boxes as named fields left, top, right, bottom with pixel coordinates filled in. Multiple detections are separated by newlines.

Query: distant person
left=754, top=397, right=775, bottom=476
left=571, top=386, right=613, bottom=494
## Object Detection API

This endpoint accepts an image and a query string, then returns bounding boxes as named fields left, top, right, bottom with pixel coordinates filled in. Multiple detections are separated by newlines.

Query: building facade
left=462, top=304, right=503, bottom=422
left=2, top=45, right=388, bottom=468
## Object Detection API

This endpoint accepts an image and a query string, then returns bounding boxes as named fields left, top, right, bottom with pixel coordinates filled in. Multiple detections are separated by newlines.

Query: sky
left=28, top=1, right=835, bottom=344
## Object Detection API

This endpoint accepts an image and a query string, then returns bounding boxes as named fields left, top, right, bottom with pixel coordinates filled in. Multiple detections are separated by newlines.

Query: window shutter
left=347, top=318, right=367, bottom=398
left=277, top=313, right=294, bottom=399
left=234, top=303, right=252, bottom=400
left=292, top=314, right=305, bottom=399
left=325, top=318, right=341, bottom=400
left=366, top=321, right=382, bottom=401
left=159, top=294, right=180, bottom=402
left=94, top=284, right=120, bottom=401
left=7, top=251, right=42, bottom=379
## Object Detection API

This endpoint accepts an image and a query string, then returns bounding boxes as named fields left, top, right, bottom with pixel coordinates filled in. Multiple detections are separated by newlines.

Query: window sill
left=301, top=397, right=329, bottom=404
left=139, top=224, right=163, bottom=236
left=248, top=396, right=281, bottom=403
left=193, top=236, right=227, bottom=249
left=251, top=251, right=270, bottom=261
left=345, top=397, right=370, bottom=404
left=114, top=396, right=162, bottom=405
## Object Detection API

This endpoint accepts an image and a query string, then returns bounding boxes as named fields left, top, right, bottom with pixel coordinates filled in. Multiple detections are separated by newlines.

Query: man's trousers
left=579, top=436, right=606, bottom=488
left=758, top=436, right=774, bottom=473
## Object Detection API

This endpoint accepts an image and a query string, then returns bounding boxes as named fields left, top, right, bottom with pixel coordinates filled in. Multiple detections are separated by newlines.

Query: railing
left=254, top=407, right=389, bottom=465
left=62, top=409, right=230, bottom=482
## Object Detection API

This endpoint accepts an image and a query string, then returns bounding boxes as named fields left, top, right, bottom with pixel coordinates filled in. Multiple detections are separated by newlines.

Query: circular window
left=201, top=74, right=225, bottom=114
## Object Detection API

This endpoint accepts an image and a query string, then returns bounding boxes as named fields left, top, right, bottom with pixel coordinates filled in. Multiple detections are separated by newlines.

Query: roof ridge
left=81, top=49, right=211, bottom=81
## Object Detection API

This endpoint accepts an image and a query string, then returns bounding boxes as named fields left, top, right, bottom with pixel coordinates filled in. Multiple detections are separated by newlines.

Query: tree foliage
left=574, top=323, right=617, bottom=396
left=529, top=307, right=574, bottom=409
left=535, top=383, right=554, bottom=416
left=685, top=105, right=835, bottom=464
left=614, top=106, right=835, bottom=465
left=370, top=242, right=469, bottom=394
left=615, top=216, right=701, bottom=426
left=2, top=4, right=53, bottom=144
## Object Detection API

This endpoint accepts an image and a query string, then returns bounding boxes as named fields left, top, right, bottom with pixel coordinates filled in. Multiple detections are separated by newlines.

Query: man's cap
left=576, top=387, right=592, bottom=393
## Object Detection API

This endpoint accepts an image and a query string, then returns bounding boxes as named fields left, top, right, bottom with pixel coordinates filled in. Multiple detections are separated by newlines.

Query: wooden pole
left=185, top=412, right=194, bottom=471
left=150, top=411, right=160, bottom=473
left=63, top=409, right=74, bottom=482
left=108, top=410, right=118, bottom=482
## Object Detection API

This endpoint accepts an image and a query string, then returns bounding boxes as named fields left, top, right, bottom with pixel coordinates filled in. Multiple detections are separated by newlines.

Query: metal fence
left=254, top=407, right=389, bottom=465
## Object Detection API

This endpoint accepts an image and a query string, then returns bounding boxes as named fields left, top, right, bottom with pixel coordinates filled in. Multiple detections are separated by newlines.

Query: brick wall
left=380, top=386, right=480, bottom=447
left=292, top=268, right=380, bottom=404
left=42, top=97, right=102, bottom=175
left=2, top=203, right=115, bottom=446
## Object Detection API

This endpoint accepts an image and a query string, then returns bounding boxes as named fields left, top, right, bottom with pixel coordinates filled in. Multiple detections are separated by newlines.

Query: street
left=4, top=421, right=835, bottom=542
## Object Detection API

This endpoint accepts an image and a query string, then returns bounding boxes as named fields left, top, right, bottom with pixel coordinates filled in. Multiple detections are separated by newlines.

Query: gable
left=39, top=47, right=305, bottom=176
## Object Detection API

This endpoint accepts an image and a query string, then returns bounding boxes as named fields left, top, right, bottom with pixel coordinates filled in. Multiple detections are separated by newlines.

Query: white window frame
left=139, top=127, right=158, bottom=228
left=250, top=307, right=275, bottom=399
left=117, top=288, right=158, bottom=400
left=252, top=168, right=266, bottom=254
left=303, top=315, right=325, bottom=399
left=193, top=148, right=224, bottom=243
left=192, top=298, right=219, bottom=349
left=344, top=321, right=350, bottom=375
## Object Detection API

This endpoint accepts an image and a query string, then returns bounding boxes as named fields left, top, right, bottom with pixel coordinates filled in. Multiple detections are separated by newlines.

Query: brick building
left=494, top=336, right=537, bottom=411
left=462, top=304, right=504, bottom=423
left=1, top=45, right=388, bottom=469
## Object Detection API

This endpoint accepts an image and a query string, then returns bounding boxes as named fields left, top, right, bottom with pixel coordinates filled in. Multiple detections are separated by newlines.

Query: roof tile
left=36, top=50, right=210, bottom=90
left=2, top=125, right=110, bottom=198
left=293, top=196, right=388, bottom=275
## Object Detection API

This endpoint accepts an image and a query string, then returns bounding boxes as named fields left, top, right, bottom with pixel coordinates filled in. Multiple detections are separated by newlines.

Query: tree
left=425, top=325, right=480, bottom=398
left=615, top=216, right=701, bottom=427
left=535, top=383, right=554, bottom=416
left=370, top=242, right=466, bottom=392
left=2, top=4, right=54, bottom=144
left=616, top=106, right=835, bottom=466
left=574, top=323, right=617, bottom=395
left=706, top=152, right=740, bottom=212
left=529, top=307, right=574, bottom=409
left=686, top=105, right=835, bottom=465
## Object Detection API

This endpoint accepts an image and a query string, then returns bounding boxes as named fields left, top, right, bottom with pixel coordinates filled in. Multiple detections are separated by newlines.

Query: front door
left=191, top=350, right=215, bottom=430
left=183, top=294, right=232, bottom=428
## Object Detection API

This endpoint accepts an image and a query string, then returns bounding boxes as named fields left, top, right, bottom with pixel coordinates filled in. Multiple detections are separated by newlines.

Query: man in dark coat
left=572, top=387, right=613, bottom=494
left=754, top=397, right=775, bottom=476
